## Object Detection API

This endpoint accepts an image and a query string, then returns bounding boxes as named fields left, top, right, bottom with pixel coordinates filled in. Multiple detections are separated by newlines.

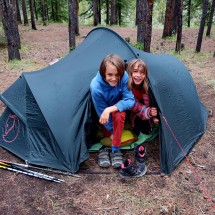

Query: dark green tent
left=0, top=27, right=208, bottom=174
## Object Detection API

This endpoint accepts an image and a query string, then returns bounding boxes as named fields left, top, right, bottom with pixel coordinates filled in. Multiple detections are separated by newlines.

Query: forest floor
left=0, top=24, right=214, bottom=215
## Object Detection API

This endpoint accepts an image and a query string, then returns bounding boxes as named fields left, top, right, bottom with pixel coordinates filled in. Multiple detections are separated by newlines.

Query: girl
left=118, top=59, right=159, bottom=178
left=127, top=59, right=159, bottom=135
left=90, top=54, right=135, bottom=168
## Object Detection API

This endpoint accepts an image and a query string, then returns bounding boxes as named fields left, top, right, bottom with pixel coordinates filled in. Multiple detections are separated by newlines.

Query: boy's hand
left=99, top=105, right=118, bottom=125
left=99, top=108, right=110, bottom=124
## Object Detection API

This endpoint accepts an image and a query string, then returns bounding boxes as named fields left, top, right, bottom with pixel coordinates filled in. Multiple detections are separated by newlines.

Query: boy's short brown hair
left=99, top=54, right=125, bottom=80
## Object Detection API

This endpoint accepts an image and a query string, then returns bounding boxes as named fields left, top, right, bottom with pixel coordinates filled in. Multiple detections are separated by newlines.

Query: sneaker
left=98, top=147, right=110, bottom=168
left=135, top=145, right=146, bottom=164
left=110, top=151, right=123, bottom=168
left=119, top=159, right=147, bottom=179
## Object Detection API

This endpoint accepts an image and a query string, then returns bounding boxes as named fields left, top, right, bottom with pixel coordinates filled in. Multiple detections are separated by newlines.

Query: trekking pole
left=0, top=162, right=64, bottom=183
left=0, top=159, right=81, bottom=178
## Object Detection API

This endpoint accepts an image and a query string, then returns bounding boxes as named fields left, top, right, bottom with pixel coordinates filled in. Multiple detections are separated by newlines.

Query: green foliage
left=207, top=80, right=215, bottom=90
left=34, top=0, right=68, bottom=23
left=132, top=42, right=144, bottom=50
left=0, top=26, right=6, bottom=48
left=167, top=49, right=212, bottom=61
left=153, top=0, right=166, bottom=28
left=24, top=0, right=210, bottom=27
left=164, top=35, right=177, bottom=42
left=8, top=59, right=41, bottom=71
left=79, top=0, right=136, bottom=26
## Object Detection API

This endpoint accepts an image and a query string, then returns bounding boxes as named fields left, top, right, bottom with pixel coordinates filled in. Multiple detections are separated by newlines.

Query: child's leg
left=110, top=111, right=126, bottom=168
left=100, top=124, right=112, bottom=138
left=133, top=117, right=151, bottom=135
left=112, top=111, right=126, bottom=148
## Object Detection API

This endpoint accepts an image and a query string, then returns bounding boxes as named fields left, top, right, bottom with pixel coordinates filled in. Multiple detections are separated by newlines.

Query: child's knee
left=112, top=111, right=126, bottom=122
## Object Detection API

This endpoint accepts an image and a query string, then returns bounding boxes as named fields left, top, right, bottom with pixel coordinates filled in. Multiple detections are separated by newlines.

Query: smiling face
left=104, top=63, right=120, bottom=87
left=131, top=62, right=146, bottom=86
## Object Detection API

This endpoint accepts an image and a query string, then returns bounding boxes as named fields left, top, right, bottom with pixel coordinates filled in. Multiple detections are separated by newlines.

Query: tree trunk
left=68, top=0, right=76, bottom=51
left=144, top=0, right=153, bottom=52
left=41, top=0, right=47, bottom=26
left=75, top=0, right=79, bottom=36
left=136, top=0, right=139, bottom=25
left=196, top=0, right=209, bottom=52
left=22, top=0, right=28, bottom=25
left=117, top=0, right=122, bottom=26
left=173, top=0, right=178, bottom=34
left=137, top=0, right=153, bottom=52
left=34, top=0, right=38, bottom=20
left=45, top=3, right=49, bottom=21
left=105, top=0, right=109, bottom=24
left=51, top=1, right=54, bottom=20
left=110, top=0, right=117, bottom=25
left=137, top=0, right=144, bottom=43
left=93, top=0, right=99, bottom=26
left=187, top=0, right=191, bottom=27
left=162, top=0, right=175, bottom=38
left=0, top=0, right=21, bottom=61
left=206, top=0, right=215, bottom=37
left=98, top=0, right=101, bottom=24
left=29, top=0, right=37, bottom=30
left=16, top=0, right=22, bottom=24
left=175, top=0, right=183, bottom=53
left=55, top=1, right=59, bottom=22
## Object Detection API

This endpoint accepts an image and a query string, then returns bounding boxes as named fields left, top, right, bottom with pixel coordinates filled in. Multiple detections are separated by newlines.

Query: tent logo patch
left=2, top=114, right=20, bottom=143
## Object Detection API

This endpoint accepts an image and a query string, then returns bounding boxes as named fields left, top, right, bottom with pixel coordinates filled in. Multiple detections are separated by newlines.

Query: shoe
left=119, top=159, right=147, bottom=179
left=110, top=151, right=123, bottom=168
left=135, top=145, right=146, bottom=164
left=98, top=147, right=110, bottom=168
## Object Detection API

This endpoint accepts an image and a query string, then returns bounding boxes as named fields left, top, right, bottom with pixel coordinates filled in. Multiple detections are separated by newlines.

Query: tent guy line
left=162, top=114, right=215, bottom=209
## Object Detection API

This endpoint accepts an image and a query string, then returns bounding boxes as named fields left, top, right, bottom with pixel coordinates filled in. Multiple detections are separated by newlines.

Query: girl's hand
left=153, top=118, right=159, bottom=124
left=99, top=108, right=110, bottom=124
left=150, top=107, right=158, bottom=117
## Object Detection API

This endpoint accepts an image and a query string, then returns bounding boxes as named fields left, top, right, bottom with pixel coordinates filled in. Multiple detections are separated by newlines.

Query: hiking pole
left=0, top=162, right=64, bottom=183
left=23, top=160, right=81, bottom=178
left=0, top=159, right=81, bottom=178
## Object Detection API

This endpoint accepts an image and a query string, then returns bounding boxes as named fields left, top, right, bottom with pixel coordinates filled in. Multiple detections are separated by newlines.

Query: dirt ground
left=0, top=24, right=214, bottom=215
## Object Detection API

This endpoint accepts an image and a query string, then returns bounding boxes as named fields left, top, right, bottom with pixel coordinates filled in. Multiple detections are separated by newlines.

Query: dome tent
left=0, top=27, right=208, bottom=174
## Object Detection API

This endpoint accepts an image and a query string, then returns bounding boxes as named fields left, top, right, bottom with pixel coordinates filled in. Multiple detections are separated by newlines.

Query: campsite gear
left=110, top=151, right=123, bottom=168
left=0, top=161, right=64, bottom=183
left=135, top=145, right=146, bottom=164
left=0, top=27, right=208, bottom=175
left=119, top=158, right=147, bottom=179
left=98, top=147, right=111, bottom=168
left=89, top=125, right=159, bottom=151
left=0, top=159, right=81, bottom=178
left=100, top=130, right=138, bottom=147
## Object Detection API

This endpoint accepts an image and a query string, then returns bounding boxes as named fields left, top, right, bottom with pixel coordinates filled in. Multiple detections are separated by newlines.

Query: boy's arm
left=90, top=88, right=114, bottom=132
left=115, top=73, right=135, bottom=111
left=99, top=105, right=118, bottom=125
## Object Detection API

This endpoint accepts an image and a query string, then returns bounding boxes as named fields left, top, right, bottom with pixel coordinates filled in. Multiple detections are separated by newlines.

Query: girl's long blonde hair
left=127, top=59, right=149, bottom=94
